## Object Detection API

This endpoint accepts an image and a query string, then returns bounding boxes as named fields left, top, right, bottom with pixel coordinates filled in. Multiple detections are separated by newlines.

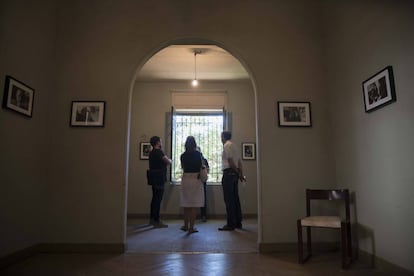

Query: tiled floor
left=1, top=218, right=413, bottom=275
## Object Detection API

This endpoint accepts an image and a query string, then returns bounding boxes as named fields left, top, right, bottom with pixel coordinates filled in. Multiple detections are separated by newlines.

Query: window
left=171, top=109, right=224, bottom=183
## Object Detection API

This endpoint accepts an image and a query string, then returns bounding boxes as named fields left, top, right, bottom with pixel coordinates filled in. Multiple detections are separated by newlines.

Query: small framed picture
left=277, top=101, right=312, bottom=127
left=140, top=142, right=152, bottom=160
left=70, top=101, right=106, bottom=127
left=362, top=66, right=396, bottom=113
left=242, top=142, right=256, bottom=160
left=2, top=75, right=35, bottom=117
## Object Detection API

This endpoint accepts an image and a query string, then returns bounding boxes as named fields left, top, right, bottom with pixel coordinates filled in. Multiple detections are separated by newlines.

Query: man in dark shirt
left=148, top=136, right=171, bottom=228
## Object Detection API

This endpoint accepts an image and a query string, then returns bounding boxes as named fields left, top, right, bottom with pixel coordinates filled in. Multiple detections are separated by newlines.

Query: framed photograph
left=2, top=75, right=35, bottom=117
left=362, top=66, right=396, bottom=113
left=277, top=101, right=312, bottom=127
left=242, top=142, right=256, bottom=160
left=70, top=101, right=105, bottom=127
left=140, top=142, right=152, bottom=160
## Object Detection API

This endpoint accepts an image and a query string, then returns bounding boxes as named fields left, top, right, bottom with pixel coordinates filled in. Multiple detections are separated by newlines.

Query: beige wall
left=127, top=81, right=257, bottom=216
left=41, top=0, right=334, bottom=246
left=0, top=0, right=56, bottom=257
left=324, top=1, right=414, bottom=271
left=1, top=0, right=413, bottom=272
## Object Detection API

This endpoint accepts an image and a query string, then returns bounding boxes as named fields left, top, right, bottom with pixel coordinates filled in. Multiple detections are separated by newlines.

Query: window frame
left=170, top=108, right=225, bottom=185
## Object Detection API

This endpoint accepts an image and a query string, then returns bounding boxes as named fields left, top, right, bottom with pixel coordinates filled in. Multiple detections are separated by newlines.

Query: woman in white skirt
left=180, top=136, right=205, bottom=233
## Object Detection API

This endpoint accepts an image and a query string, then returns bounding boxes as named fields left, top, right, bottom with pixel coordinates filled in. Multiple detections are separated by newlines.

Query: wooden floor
left=1, top=218, right=413, bottom=275
left=126, top=218, right=258, bottom=253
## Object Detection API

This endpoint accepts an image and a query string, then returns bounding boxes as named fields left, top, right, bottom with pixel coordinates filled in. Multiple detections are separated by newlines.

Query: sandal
left=188, top=228, right=199, bottom=233
left=180, top=226, right=188, bottom=231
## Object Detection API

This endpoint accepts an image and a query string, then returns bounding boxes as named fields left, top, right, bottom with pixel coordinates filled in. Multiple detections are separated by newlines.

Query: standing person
left=219, top=131, right=245, bottom=231
left=180, top=136, right=205, bottom=234
left=197, top=147, right=209, bottom=222
left=148, top=136, right=171, bottom=228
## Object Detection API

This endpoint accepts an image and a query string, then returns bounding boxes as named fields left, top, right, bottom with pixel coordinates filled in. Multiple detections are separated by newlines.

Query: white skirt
left=180, top=173, right=205, bottom=207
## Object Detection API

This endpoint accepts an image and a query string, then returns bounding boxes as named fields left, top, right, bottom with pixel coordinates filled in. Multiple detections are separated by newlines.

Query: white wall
left=127, top=81, right=257, bottom=216
left=324, top=0, right=414, bottom=271
left=0, top=0, right=56, bottom=257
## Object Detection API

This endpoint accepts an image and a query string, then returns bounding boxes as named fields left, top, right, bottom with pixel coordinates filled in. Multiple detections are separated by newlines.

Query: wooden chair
left=297, top=189, right=352, bottom=269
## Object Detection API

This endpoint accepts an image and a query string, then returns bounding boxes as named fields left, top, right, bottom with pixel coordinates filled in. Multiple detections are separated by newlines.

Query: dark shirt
left=149, top=148, right=167, bottom=182
left=180, top=151, right=202, bottom=173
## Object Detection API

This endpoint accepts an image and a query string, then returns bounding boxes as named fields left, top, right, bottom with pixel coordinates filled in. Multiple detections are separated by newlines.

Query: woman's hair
left=184, top=136, right=197, bottom=152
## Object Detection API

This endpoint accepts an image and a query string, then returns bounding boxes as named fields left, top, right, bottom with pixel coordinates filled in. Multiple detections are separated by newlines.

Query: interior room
left=1, top=0, right=413, bottom=274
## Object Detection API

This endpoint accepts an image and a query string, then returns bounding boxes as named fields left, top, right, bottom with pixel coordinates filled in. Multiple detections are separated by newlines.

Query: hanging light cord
left=194, top=51, right=197, bottom=80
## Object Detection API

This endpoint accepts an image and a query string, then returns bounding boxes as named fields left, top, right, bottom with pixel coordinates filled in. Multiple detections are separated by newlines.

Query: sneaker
left=188, top=228, right=199, bottom=234
left=218, top=225, right=234, bottom=231
left=153, top=221, right=168, bottom=228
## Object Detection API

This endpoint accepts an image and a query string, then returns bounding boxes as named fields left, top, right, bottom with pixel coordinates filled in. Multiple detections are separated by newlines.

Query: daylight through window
left=171, top=110, right=224, bottom=183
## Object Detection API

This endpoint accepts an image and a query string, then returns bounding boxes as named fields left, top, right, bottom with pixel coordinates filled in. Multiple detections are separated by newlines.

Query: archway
left=125, top=38, right=260, bottom=252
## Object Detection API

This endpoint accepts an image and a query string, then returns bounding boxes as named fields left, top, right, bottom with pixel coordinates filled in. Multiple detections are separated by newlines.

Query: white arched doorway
left=125, top=38, right=260, bottom=252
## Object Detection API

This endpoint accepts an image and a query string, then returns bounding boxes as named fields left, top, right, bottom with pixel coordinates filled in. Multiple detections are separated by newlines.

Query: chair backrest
left=305, top=189, right=350, bottom=221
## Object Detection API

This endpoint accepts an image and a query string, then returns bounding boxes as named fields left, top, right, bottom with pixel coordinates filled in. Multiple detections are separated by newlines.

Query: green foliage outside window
left=171, top=113, right=223, bottom=183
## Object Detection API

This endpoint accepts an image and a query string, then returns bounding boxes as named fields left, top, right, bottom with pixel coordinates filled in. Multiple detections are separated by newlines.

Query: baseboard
left=258, top=242, right=338, bottom=253
left=0, top=243, right=125, bottom=270
left=358, top=249, right=413, bottom=273
left=127, top=213, right=258, bottom=220
left=0, top=244, right=40, bottom=270
left=258, top=242, right=413, bottom=273
left=38, top=243, right=125, bottom=254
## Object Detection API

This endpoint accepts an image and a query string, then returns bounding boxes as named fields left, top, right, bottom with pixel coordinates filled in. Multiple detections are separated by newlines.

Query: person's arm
left=237, top=158, right=245, bottom=181
left=162, top=155, right=172, bottom=165
left=203, top=158, right=209, bottom=173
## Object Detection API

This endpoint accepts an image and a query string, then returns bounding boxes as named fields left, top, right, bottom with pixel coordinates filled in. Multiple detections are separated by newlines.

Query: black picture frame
left=277, top=101, right=312, bottom=127
left=242, top=142, right=256, bottom=160
left=70, top=101, right=106, bottom=127
left=140, top=142, right=152, bottom=160
left=2, top=75, right=35, bottom=117
left=362, top=66, right=396, bottom=113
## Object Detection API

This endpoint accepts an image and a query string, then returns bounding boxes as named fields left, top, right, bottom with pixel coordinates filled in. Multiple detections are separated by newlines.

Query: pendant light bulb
left=192, top=79, right=198, bottom=86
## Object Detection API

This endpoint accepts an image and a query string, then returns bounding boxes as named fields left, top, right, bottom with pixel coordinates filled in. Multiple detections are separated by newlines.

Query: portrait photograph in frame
left=70, top=101, right=106, bottom=127
left=2, top=75, right=35, bottom=117
left=242, top=142, right=256, bottom=160
left=140, top=142, right=152, bottom=160
left=277, top=101, right=312, bottom=127
left=362, top=66, right=396, bottom=113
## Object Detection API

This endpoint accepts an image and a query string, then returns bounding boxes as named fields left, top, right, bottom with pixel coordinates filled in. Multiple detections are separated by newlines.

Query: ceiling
left=136, top=45, right=250, bottom=82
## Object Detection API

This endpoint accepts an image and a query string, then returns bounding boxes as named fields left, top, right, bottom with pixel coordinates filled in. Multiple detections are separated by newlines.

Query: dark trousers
left=222, top=172, right=242, bottom=228
left=150, top=187, right=164, bottom=221
left=200, top=181, right=207, bottom=217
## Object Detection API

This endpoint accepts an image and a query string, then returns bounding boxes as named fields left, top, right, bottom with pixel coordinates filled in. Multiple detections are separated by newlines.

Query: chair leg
left=341, top=222, right=351, bottom=269
left=306, top=226, right=312, bottom=258
left=347, top=222, right=352, bottom=260
left=297, top=220, right=303, bottom=264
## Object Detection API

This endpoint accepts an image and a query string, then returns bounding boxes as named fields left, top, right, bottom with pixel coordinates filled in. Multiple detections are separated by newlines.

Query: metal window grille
left=171, top=111, right=223, bottom=183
